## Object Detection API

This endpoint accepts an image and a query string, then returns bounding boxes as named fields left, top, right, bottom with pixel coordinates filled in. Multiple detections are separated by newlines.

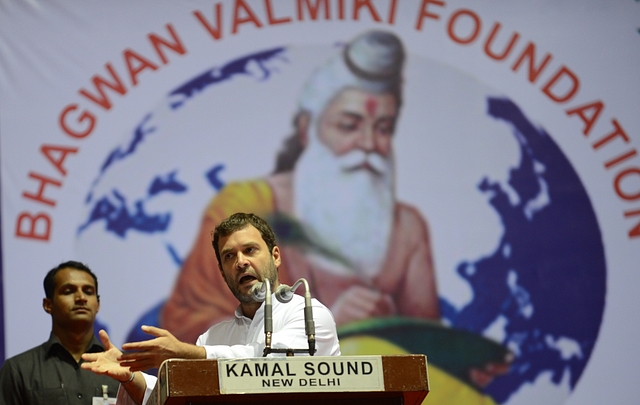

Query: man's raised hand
left=119, top=325, right=206, bottom=371
left=81, top=329, right=132, bottom=383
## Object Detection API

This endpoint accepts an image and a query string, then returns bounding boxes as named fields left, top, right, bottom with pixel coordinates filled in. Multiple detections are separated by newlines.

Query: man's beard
left=225, top=259, right=279, bottom=304
left=293, top=132, right=395, bottom=280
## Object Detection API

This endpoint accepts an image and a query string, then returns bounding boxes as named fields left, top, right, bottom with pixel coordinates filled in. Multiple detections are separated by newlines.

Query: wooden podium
left=156, top=355, right=429, bottom=405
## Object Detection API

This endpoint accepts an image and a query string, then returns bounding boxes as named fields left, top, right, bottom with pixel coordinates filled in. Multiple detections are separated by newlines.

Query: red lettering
left=194, top=4, right=223, bottom=40
left=541, top=66, right=579, bottom=103
left=338, top=0, right=345, bottom=19
left=59, top=104, right=96, bottom=139
left=624, top=209, right=640, bottom=238
left=604, top=150, right=638, bottom=170
left=79, top=63, right=127, bottom=110
left=265, top=0, right=292, bottom=25
left=40, top=145, right=79, bottom=176
left=232, top=0, right=263, bottom=34
left=22, top=172, right=62, bottom=207
left=614, top=167, right=640, bottom=201
left=149, top=24, right=187, bottom=65
left=592, top=119, right=629, bottom=150
left=353, top=0, right=382, bottom=22
left=124, top=49, right=159, bottom=87
left=511, top=42, right=552, bottom=83
left=566, top=100, right=604, bottom=136
left=388, top=0, right=398, bottom=24
left=15, top=212, right=51, bottom=241
left=415, top=0, right=444, bottom=30
left=297, top=0, right=330, bottom=20
left=484, top=22, right=520, bottom=61
left=448, top=9, right=481, bottom=45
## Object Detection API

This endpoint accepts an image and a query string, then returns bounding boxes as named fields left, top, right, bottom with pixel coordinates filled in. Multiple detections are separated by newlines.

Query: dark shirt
left=0, top=332, right=119, bottom=405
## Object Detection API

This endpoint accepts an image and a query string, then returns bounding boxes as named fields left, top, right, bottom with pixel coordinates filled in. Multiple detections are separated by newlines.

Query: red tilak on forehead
left=365, top=96, right=378, bottom=116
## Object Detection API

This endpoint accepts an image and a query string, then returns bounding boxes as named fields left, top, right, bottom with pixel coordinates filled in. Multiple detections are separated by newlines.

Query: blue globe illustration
left=443, top=97, right=606, bottom=402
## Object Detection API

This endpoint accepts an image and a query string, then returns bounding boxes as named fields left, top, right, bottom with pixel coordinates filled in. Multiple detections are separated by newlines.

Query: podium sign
left=218, top=356, right=385, bottom=394
left=157, top=355, right=429, bottom=405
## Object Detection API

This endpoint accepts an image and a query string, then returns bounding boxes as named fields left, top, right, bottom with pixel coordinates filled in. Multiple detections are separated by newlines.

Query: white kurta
left=117, top=294, right=340, bottom=405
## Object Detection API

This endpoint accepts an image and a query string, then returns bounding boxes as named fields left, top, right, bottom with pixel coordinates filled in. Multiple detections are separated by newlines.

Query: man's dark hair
left=273, top=112, right=307, bottom=174
left=43, top=261, right=99, bottom=300
left=212, top=213, right=277, bottom=265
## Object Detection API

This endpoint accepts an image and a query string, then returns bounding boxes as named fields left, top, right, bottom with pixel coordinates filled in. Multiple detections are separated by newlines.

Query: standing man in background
left=0, top=261, right=120, bottom=404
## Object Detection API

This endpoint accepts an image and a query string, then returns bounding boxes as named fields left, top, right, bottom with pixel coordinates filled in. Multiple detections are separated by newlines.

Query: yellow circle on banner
left=340, top=336, right=498, bottom=405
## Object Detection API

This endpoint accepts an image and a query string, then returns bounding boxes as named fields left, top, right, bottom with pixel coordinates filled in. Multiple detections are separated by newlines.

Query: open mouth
left=238, top=274, right=257, bottom=286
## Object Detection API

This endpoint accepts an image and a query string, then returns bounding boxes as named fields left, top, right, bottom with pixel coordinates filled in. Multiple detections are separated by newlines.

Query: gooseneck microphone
left=275, top=278, right=316, bottom=356
left=250, top=280, right=267, bottom=302
left=250, top=279, right=273, bottom=354
left=253, top=278, right=316, bottom=356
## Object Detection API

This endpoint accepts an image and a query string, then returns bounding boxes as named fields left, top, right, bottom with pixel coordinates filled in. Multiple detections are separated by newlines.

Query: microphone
left=274, top=279, right=316, bottom=356
left=251, top=280, right=274, bottom=354
left=251, top=281, right=267, bottom=302
left=253, top=279, right=273, bottom=355
left=274, top=284, right=294, bottom=303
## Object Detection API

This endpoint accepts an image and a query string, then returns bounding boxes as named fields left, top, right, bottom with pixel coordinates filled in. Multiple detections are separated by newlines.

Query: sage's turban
left=298, top=30, right=405, bottom=116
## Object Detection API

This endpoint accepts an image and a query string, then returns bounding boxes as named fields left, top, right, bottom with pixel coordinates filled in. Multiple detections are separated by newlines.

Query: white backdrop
left=1, top=1, right=639, bottom=404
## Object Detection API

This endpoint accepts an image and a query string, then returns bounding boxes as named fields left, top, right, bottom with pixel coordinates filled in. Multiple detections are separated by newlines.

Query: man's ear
left=43, top=298, right=52, bottom=314
left=271, top=245, right=282, bottom=267
left=296, top=111, right=311, bottom=147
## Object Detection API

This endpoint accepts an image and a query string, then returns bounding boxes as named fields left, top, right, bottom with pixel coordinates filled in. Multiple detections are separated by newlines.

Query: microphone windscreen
left=275, top=284, right=294, bottom=303
left=251, top=282, right=266, bottom=302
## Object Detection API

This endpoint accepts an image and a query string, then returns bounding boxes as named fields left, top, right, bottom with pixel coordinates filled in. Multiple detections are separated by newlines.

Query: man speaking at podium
left=81, top=213, right=340, bottom=405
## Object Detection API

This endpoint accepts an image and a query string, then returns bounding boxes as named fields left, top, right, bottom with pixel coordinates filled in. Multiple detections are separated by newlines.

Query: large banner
left=1, top=1, right=639, bottom=404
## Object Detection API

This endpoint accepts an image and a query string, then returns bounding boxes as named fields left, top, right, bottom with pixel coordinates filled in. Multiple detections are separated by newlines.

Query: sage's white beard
left=293, top=134, right=395, bottom=279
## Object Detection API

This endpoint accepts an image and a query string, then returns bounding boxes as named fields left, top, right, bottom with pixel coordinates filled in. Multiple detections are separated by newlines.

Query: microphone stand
left=252, top=278, right=316, bottom=357
left=250, top=280, right=274, bottom=356
left=268, top=278, right=316, bottom=356
left=264, top=279, right=273, bottom=354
